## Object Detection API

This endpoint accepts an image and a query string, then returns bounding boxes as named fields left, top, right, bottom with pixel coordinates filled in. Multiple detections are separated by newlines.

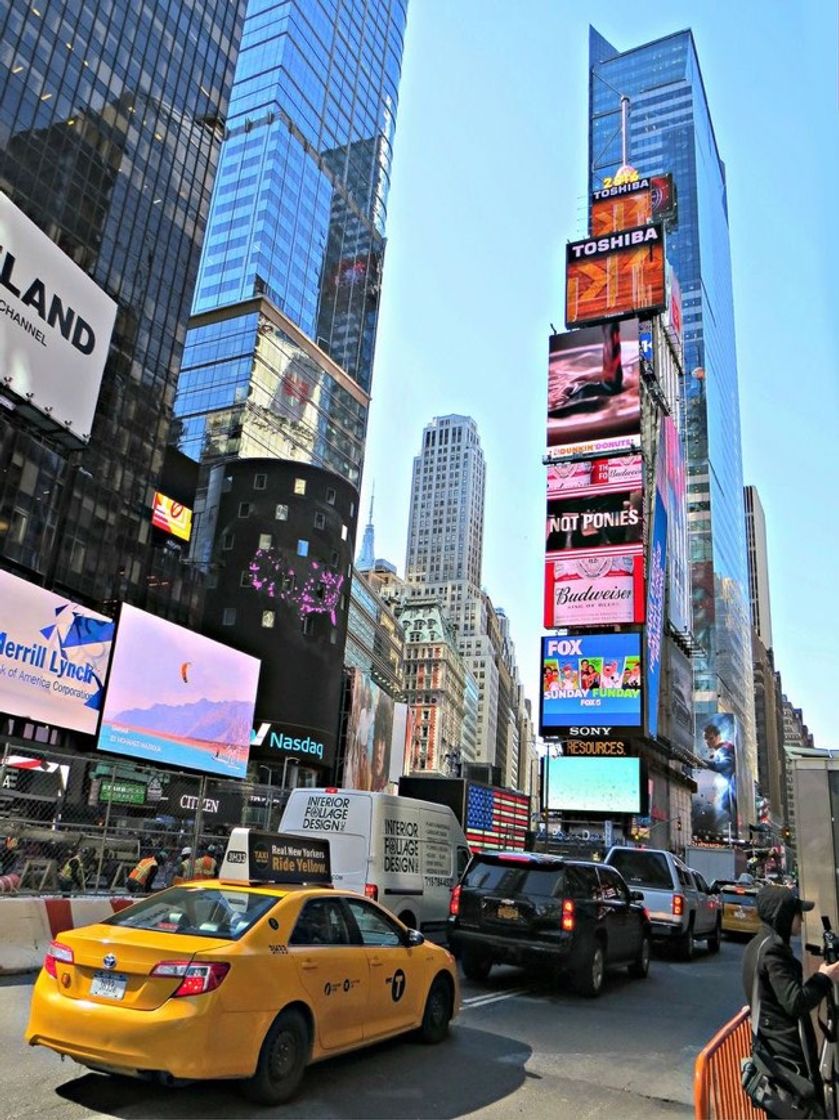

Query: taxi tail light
left=151, top=960, right=230, bottom=996
left=673, top=894, right=685, bottom=917
left=364, top=883, right=378, bottom=901
left=449, top=884, right=462, bottom=917
left=561, top=898, right=575, bottom=933
left=44, top=940, right=74, bottom=978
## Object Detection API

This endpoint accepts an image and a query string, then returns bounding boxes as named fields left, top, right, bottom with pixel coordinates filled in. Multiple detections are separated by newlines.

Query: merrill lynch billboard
left=0, top=191, right=117, bottom=442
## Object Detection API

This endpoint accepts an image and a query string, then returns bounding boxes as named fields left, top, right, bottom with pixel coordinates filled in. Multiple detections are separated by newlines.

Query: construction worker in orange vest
left=192, top=844, right=218, bottom=880
left=172, top=846, right=193, bottom=885
left=127, top=850, right=167, bottom=894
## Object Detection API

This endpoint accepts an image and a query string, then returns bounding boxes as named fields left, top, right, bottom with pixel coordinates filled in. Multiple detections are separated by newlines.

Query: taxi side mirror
left=404, top=928, right=425, bottom=947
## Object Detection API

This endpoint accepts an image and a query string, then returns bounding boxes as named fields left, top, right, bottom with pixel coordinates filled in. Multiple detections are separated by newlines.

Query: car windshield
left=102, top=887, right=280, bottom=940
left=608, top=851, right=672, bottom=890
left=463, top=858, right=565, bottom=897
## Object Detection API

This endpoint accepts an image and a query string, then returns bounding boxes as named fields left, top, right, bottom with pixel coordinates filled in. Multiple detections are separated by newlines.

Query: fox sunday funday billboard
left=540, top=633, right=642, bottom=736
left=98, top=605, right=260, bottom=778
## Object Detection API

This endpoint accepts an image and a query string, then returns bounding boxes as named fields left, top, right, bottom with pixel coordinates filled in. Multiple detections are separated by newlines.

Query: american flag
left=465, top=785, right=530, bottom=852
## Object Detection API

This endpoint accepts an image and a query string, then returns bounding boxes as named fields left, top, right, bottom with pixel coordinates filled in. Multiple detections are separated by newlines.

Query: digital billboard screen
left=0, top=190, right=117, bottom=443
left=344, top=670, right=395, bottom=792
left=0, top=570, right=114, bottom=734
left=151, top=492, right=192, bottom=542
left=98, top=604, right=260, bottom=779
left=546, top=755, right=642, bottom=813
left=566, top=222, right=666, bottom=328
left=540, top=632, right=642, bottom=734
left=544, top=551, right=644, bottom=629
left=545, top=489, right=643, bottom=554
left=547, top=319, right=640, bottom=458
left=547, top=454, right=642, bottom=497
left=591, top=191, right=652, bottom=237
left=692, top=712, right=740, bottom=839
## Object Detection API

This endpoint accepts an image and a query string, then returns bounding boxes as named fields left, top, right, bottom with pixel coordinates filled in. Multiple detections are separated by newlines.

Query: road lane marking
left=461, top=987, right=530, bottom=1008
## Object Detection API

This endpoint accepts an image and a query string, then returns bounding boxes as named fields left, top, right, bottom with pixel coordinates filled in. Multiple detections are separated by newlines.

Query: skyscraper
left=0, top=2, right=244, bottom=621
left=405, top=415, right=486, bottom=587
left=589, top=28, right=757, bottom=819
left=744, top=485, right=774, bottom=652
left=173, top=0, right=407, bottom=490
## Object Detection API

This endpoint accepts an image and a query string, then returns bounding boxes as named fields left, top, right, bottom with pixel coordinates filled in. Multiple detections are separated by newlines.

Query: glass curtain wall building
left=588, top=27, right=757, bottom=826
left=174, top=0, right=407, bottom=490
left=0, top=1, right=245, bottom=618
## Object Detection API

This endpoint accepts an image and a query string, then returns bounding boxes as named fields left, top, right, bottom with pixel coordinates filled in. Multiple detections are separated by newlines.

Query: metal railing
left=0, top=743, right=289, bottom=894
left=694, top=1006, right=763, bottom=1120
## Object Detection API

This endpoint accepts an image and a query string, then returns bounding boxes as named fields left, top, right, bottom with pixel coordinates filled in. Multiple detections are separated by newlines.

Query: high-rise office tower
left=744, top=485, right=774, bottom=652
left=0, top=2, right=244, bottom=621
left=174, top=0, right=407, bottom=489
left=589, top=28, right=757, bottom=811
left=405, top=415, right=486, bottom=587
left=176, top=0, right=409, bottom=780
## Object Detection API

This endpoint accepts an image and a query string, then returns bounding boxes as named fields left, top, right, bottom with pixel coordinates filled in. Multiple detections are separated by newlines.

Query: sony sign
left=0, top=190, right=117, bottom=443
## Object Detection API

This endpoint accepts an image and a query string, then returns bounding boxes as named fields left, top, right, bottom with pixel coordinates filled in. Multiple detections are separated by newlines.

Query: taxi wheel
left=242, top=1008, right=309, bottom=1105
left=418, top=975, right=453, bottom=1044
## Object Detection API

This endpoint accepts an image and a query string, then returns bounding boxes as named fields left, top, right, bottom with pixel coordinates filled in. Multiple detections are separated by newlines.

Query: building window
left=341, top=524, right=348, bottom=541
left=207, top=572, right=219, bottom=590
left=302, top=616, right=313, bottom=635
left=261, top=610, right=275, bottom=628
left=297, top=539, right=309, bottom=557
left=253, top=473, right=267, bottom=490
left=275, top=504, right=288, bottom=520
left=330, top=550, right=339, bottom=566
left=258, top=533, right=272, bottom=550
left=314, top=512, right=325, bottom=530
left=294, top=478, right=306, bottom=495
left=221, top=532, right=234, bottom=551
left=240, top=571, right=251, bottom=588
left=330, top=630, right=337, bottom=644
left=238, top=502, right=251, bottom=518
left=326, top=486, right=336, bottom=505
left=222, top=608, right=236, bottom=626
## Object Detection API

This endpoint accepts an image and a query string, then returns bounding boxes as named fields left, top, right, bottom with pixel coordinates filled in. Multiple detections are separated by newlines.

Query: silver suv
left=603, top=847, right=721, bottom=960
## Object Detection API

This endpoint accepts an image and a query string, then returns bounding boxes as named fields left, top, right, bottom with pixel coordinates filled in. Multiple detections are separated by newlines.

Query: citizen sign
left=180, top=794, right=221, bottom=815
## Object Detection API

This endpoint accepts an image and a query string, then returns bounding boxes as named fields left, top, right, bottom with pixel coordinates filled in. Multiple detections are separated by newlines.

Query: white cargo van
left=279, top=788, right=472, bottom=939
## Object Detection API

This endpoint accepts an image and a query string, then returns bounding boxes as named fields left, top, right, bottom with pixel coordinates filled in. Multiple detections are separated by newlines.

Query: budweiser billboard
left=544, top=551, right=645, bottom=628
left=566, top=222, right=666, bottom=328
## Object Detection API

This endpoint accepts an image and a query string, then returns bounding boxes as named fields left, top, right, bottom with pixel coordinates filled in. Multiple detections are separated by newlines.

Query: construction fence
left=0, top=743, right=288, bottom=894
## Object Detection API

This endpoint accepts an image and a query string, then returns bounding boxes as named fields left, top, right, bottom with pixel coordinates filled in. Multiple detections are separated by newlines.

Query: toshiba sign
left=0, top=190, right=117, bottom=443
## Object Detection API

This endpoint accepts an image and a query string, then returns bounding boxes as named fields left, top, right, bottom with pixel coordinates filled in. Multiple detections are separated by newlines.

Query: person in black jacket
left=743, top=886, right=839, bottom=1118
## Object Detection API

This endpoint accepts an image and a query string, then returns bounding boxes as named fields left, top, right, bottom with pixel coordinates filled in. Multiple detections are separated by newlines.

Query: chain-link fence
left=0, top=744, right=289, bottom=895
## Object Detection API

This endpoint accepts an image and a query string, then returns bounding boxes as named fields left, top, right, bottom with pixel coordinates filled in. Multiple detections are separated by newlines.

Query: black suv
left=447, top=850, right=651, bottom=997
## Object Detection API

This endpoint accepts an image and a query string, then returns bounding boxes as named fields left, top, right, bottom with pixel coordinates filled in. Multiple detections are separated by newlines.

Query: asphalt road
left=0, top=938, right=746, bottom=1120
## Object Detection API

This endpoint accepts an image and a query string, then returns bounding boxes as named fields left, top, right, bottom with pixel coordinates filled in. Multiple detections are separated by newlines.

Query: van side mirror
left=405, top=928, right=425, bottom=947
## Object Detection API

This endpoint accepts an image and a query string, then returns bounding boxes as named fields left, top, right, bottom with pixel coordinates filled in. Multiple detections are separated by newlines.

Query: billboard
left=566, top=222, right=666, bottom=328
left=344, top=670, right=396, bottom=792
left=659, top=642, right=694, bottom=755
left=547, top=319, right=640, bottom=458
left=0, top=190, right=117, bottom=443
left=98, top=604, right=260, bottom=779
left=0, top=570, right=114, bottom=734
left=540, top=633, right=642, bottom=734
left=692, top=712, right=739, bottom=838
left=546, top=489, right=643, bottom=553
left=151, top=492, right=192, bottom=542
left=544, top=551, right=645, bottom=628
left=645, top=488, right=668, bottom=740
left=546, top=454, right=642, bottom=497
left=546, top=755, right=642, bottom=813
left=664, top=416, right=691, bottom=634
left=591, top=191, right=652, bottom=237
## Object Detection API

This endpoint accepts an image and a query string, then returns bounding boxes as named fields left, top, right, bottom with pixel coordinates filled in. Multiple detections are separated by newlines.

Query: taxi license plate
left=497, top=904, right=519, bottom=920
left=90, top=971, right=128, bottom=1000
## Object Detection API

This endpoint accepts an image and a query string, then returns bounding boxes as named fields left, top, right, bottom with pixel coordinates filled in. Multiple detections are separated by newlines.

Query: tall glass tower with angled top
left=588, top=27, right=757, bottom=831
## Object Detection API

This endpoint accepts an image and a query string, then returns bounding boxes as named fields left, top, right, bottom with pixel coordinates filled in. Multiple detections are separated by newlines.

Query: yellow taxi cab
left=25, top=829, right=459, bottom=1105
left=715, top=879, right=761, bottom=936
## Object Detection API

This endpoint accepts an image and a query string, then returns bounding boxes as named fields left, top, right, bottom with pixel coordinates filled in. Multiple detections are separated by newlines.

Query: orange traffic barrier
left=694, top=1005, right=763, bottom=1120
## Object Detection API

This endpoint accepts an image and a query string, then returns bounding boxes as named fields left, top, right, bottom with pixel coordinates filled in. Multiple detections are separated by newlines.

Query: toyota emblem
left=103, top=954, right=117, bottom=970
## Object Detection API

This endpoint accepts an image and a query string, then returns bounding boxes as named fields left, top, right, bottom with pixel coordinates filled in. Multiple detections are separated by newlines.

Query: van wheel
left=418, top=975, right=453, bottom=1044
left=461, top=948, right=492, bottom=982
left=573, top=939, right=605, bottom=998
left=241, top=1009, right=309, bottom=1105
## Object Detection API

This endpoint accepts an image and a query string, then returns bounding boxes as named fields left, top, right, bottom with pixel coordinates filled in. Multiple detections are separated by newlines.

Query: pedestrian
left=126, top=849, right=167, bottom=894
left=172, top=846, right=193, bottom=885
left=58, top=847, right=87, bottom=894
left=743, top=886, right=839, bottom=1118
left=192, top=844, right=218, bottom=880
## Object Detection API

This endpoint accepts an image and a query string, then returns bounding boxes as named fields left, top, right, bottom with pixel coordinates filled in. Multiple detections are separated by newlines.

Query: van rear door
left=280, top=790, right=372, bottom=894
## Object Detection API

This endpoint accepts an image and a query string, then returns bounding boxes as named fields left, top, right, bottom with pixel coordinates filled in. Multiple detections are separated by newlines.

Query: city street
left=0, top=939, right=745, bottom=1120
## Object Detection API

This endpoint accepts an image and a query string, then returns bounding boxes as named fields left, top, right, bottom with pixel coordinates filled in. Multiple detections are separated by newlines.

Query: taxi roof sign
left=221, top=828, right=332, bottom=885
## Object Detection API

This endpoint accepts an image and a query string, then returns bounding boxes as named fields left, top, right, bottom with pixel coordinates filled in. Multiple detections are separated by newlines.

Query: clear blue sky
left=360, top=0, right=839, bottom=748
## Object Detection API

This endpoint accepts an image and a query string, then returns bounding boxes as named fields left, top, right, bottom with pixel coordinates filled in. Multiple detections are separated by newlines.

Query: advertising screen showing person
left=539, top=633, right=643, bottom=734
left=343, top=670, right=395, bottom=792
left=566, top=222, right=666, bottom=328
left=0, top=570, right=115, bottom=734
left=692, top=713, right=739, bottom=837
left=547, top=319, right=640, bottom=458
left=98, top=605, right=260, bottom=778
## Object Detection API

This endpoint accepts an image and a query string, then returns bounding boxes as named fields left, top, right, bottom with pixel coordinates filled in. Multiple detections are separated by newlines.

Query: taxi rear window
left=721, top=889, right=757, bottom=907
left=102, top=887, right=280, bottom=940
